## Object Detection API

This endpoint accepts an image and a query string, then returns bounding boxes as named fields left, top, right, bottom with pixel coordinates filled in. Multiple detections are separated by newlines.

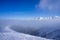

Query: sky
left=0, top=0, right=60, bottom=19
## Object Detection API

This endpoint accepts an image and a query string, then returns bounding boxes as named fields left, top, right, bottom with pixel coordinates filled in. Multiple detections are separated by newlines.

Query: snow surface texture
left=0, top=19, right=60, bottom=40
left=0, top=26, right=51, bottom=40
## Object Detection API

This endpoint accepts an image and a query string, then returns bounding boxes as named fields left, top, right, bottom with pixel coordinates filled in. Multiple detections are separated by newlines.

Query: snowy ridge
left=0, top=25, right=52, bottom=40
left=0, top=33, right=52, bottom=40
left=35, top=16, right=60, bottom=20
left=0, top=19, right=60, bottom=40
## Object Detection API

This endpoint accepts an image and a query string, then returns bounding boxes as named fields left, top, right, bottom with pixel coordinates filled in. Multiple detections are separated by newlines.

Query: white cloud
left=37, top=0, right=60, bottom=11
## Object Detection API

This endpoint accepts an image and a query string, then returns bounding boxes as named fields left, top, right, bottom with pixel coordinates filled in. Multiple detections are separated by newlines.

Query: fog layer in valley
left=0, top=19, right=60, bottom=40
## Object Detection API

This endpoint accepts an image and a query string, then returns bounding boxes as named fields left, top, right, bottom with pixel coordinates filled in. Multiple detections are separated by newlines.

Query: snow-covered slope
left=0, top=19, right=60, bottom=40
left=0, top=25, right=52, bottom=40
left=0, top=33, right=52, bottom=40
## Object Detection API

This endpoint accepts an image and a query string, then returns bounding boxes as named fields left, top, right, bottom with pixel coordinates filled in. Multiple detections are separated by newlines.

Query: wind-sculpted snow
left=0, top=19, right=60, bottom=40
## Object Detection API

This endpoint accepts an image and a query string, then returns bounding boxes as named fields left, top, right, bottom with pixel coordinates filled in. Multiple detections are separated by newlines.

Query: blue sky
left=0, top=0, right=60, bottom=19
